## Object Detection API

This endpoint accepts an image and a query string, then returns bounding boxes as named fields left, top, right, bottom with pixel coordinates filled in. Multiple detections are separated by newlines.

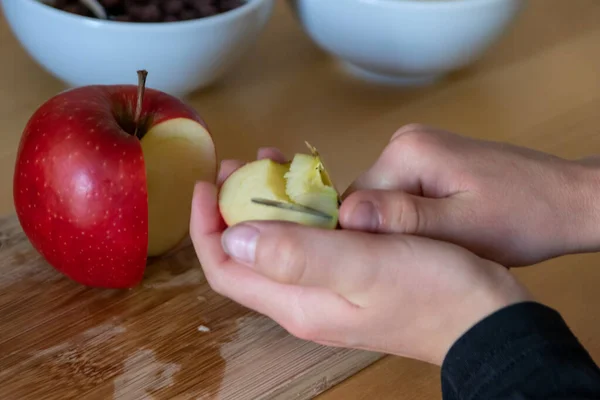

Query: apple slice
left=219, top=146, right=339, bottom=229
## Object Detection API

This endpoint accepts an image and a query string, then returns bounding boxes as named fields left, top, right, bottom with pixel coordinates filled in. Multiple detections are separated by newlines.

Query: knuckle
left=390, top=123, right=430, bottom=142
left=387, top=128, right=439, bottom=161
left=257, top=232, right=307, bottom=284
left=288, top=326, right=317, bottom=342
left=203, top=270, right=225, bottom=296
left=381, top=192, right=421, bottom=234
left=287, top=317, right=318, bottom=342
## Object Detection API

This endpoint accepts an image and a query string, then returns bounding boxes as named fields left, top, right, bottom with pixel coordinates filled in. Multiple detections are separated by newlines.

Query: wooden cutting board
left=0, top=215, right=382, bottom=400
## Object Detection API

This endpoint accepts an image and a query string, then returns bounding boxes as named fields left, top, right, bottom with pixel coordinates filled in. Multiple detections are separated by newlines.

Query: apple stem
left=134, top=70, right=148, bottom=139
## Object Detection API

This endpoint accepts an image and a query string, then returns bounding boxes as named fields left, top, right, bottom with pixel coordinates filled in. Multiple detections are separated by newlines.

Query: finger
left=257, top=147, right=287, bottom=163
left=217, top=148, right=287, bottom=187
left=220, top=221, right=396, bottom=306
left=217, top=159, right=245, bottom=186
left=340, top=189, right=464, bottom=238
left=342, top=145, right=422, bottom=199
left=190, top=181, right=229, bottom=265
left=210, top=268, right=361, bottom=344
left=189, top=183, right=360, bottom=343
left=342, top=125, right=453, bottom=199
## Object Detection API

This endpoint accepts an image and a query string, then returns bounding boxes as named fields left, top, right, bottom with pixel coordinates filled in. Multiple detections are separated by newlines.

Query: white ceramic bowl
left=288, top=0, right=526, bottom=85
left=1, top=0, right=274, bottom=97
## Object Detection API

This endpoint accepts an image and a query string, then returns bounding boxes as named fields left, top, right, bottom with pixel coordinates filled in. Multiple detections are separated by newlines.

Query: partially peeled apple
left=219, top=143, right=341, bottom=229
left=13, top=71, right=217, bottom=288
left=13, top=71, right=339, bottom=289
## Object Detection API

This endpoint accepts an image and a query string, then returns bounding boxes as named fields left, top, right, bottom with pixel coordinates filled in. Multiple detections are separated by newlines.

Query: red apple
left=13, top=71, right=217, bottom=289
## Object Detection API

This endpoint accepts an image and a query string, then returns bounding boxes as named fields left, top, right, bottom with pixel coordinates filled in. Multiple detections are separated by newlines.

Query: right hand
left=340, top=124, right=600, bottom=267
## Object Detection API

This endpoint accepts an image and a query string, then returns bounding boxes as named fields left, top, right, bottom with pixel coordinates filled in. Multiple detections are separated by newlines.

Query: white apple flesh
left=284, top=153, right=339, bottom=218
left=219, top=150, right=339, bottom=229
left=142, top=118, right=216, bottom=256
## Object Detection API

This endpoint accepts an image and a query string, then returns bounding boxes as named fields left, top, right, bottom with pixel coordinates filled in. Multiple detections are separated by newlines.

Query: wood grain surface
left=0, top=216, right=382, bottom=399
left=1, top=0, right=600, bottom=399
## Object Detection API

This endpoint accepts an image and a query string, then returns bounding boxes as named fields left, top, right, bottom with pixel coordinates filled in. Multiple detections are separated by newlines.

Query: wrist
left=561, top=158, right=600, bottom=254
left=435, top=263, right=533, bottom=366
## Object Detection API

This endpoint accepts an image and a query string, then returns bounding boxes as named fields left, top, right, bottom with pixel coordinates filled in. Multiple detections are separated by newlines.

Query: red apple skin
left=13, top=84, right=210, bottom=288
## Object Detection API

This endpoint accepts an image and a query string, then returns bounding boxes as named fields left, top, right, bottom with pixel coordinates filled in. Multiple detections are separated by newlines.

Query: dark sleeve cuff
left=441, top=301, right=600, bottom=400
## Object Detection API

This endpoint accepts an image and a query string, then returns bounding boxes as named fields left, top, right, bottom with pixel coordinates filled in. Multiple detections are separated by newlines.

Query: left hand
left=340, top=125, right=600, bottom=267
left=189, top=149, right=532, bottom=366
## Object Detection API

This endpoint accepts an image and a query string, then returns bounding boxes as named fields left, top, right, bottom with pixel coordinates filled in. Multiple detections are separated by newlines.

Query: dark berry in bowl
left=52, top=0, right=247, bottom=22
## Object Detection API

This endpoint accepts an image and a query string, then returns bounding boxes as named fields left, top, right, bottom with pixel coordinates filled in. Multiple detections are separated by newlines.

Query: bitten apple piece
left=219, top=151, right=339, bottom=229
left=284, top=154, right=339, bottom=218
left=141, top=118, right=216, bottom=256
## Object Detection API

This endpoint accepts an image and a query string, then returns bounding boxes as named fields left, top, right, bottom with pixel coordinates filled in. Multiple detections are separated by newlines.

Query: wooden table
left=1, top=1, right=600, bottom=398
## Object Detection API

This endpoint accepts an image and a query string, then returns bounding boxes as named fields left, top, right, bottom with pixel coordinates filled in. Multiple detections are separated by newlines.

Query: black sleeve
left=441, top=301, right=600, bottom=400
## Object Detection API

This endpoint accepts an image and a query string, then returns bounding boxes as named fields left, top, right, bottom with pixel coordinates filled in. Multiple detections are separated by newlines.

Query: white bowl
left=1, top=0, right=274, bottom=97
left=288, top=0, right=526, bottom=85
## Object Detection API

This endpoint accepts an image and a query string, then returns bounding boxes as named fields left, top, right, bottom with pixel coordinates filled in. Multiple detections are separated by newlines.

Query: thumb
left=339, top=189, right=463, bottom=237
left=220, top=221, right=393, bottom=306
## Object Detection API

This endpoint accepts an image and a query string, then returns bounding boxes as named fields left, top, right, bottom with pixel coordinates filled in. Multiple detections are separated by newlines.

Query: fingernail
left=348, top=202, right=379, bottom=231
left=222, top=224, right=259, bottom=265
